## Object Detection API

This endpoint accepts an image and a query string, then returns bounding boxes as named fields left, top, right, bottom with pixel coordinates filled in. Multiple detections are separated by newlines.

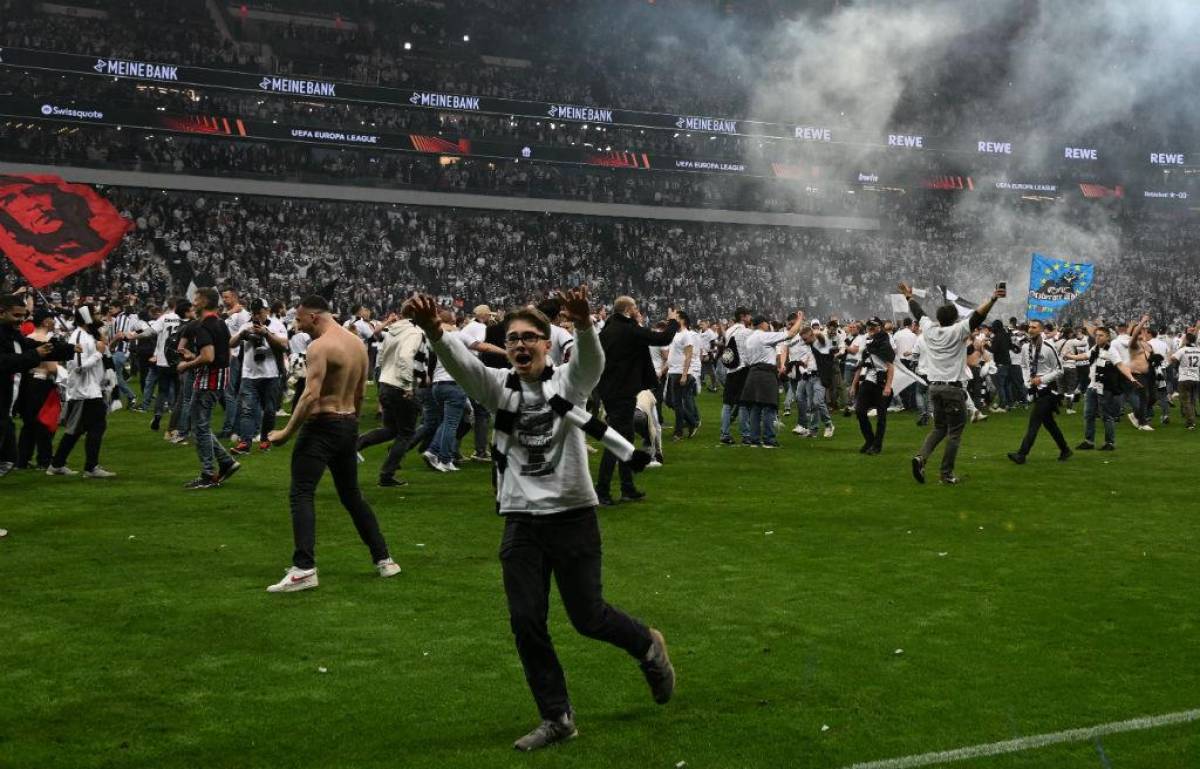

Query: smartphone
left=997, top=281, right=1007, bottom=293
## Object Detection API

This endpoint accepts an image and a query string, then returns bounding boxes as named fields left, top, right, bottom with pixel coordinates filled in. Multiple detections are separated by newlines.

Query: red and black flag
left=0, top=174, right=132, bottom=289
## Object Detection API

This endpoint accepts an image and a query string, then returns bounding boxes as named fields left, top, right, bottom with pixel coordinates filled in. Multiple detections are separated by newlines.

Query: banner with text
left=1026, top=253, right=1094, bottom=320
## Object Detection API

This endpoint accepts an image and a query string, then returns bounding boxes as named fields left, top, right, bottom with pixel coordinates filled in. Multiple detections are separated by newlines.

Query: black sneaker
left=1058, top=449, right=1073, bottom=462
left=149, top=417, right=160, bottom=432
left=639, top=628, right=676, bottom=704
left=1100, top=443, right=1115, bottom=451
left=378, top=476, right=408, bottom=487
left=864, top=445, right=881, bottom=456
left=513, top=711, right=577, bottom=752
left=719, top=436, right=734, bottom=445
left=859, top=442, right=872, bottom=454
left=594, top=487, right=616, bottom=507
left=911, top=456, right=926, bottom=484
left=740, top=437, right=755, bottom=446
left=184, top=475, right=220, bottom=490
left=217, top=461, right=242, bottom=483
left=1076, top=441, right=1095, bottom=450
left=1007, top=452, right=1026, bottom=465
left=621, top=488, right=646, bottom=502
left=760, top=440, right=779, bottom=449
left=916, top=415, right=930, bottom=427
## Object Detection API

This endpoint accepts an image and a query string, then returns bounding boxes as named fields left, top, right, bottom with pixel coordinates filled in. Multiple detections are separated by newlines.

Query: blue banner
left=1026, top=253, right=1094, bottom=320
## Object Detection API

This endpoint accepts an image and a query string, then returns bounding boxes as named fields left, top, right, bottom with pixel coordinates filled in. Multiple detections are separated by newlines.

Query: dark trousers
left=918, top=383, right=968, bottom=477
left=470, top=399, right=491, bottom=456
left=17, top=378, right=55, bottom=468
left=357, top=383, right=419, bottom=480
left=596, top=395, right=637, bottom=494
left=1180, top=380, right=1197, bottom=427
left=0, top=412, right=16, bottom=465
left=289, top=415, right=390, bottom=569
left=855, top=379, right=888, bottom=449
left=1017, top=389, right=1069, bottom=457
left=51, top=398, right=107, bottom=472
left=500, top=508, right=653, bottom=720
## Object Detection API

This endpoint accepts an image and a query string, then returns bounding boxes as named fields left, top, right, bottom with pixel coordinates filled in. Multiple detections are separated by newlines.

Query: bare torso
left=1129, top=340, right=1150, bottom=374
left=309, top=324, right=368, bottom=416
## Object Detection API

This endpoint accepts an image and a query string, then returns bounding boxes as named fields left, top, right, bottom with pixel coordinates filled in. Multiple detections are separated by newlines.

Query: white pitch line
left=840, top=708, right=1200, bottom=769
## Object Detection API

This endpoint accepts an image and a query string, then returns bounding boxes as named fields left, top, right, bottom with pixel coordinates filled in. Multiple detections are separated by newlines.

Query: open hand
left=898, top=282, right=912, bottom=298
left=556, top=285, right=591, bottom=328
left=402, top=293, right=441, bottom=335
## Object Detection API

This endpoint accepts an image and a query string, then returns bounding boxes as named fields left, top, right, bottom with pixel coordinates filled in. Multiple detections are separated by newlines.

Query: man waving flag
left=0, top=174, right=132, bottom=288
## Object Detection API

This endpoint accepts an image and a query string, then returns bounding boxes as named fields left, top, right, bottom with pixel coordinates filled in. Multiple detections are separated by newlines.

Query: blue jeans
left=803, top=378, right=832, bottom=429
left=221, top=362, right=243, bottom=435
left=144, top=366, right=177, bottom=417
left=190, top=389, right=234, bottom=477
left=175, top=383, right=195, bottom=436
left=1083, top=389, right=1120, bottom=445
left=670, top=375, right=699, bottom=434
left=431, top=382, right=467, bottom=463
left=238, top=377, right=280, bottom=442
left=112, top=350, right=138, bottom=405
left=720, top=403, right=751, bottom=440
left=746, top=404, right=778, bottom=444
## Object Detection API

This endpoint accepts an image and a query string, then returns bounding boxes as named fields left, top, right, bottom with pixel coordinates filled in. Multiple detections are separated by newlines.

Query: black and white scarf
left=490, top=366, right=651, bottom=490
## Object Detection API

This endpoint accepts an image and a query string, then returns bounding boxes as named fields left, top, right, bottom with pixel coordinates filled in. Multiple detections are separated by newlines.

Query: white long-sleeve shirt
left=62, top=328, right=104, bottom=400
left=1020, top=337, right=1063, bottom=390
left=432, top=324, right=603, bottom=515
left=376, top=320, right=425, bottom=391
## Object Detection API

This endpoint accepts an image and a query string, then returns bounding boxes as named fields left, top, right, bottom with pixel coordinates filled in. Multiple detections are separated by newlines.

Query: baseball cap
left=866, top=316, right=883, bottom=327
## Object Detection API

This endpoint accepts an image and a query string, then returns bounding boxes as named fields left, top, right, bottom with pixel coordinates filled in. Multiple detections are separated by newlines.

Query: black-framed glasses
left=505, top=331, right=547, bottom=346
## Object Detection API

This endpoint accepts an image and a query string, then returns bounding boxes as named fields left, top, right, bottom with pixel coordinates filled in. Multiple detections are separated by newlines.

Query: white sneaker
left=971, top=411, right=988, bottom=423
left=791, top=424, right=809, bottom=436
left=1065, top=408, right=1076, bottom=415
left=376, top=558, right=402, bottom=578
left=266, top=566, right=318, bottom=593
left=442, top=462, right=460, bottom=472
left=109, top=400, right=124, bottom=413
left=823, top=424, right=835, bottom=439
left=421, top=450, right=444, bottom=472
left=867, top=409, right=878, bottom=418
left=1127, top=412, right=1139, bottom=428
left=275, top=409, right=289, bottom=416
left=1140, top=424, right=1155, bottom=432
left=0, top=528, right=7, bottom=538
left=83, top=466, right=117, bottom=479
left=356, top=451, right=366, bottom=464
left=46, top=466, right=77, bottom=476
left=647, top=460, right=663, bottom=468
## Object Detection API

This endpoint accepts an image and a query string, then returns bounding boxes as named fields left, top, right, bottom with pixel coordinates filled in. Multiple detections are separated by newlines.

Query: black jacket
left=597, top=314, right=680, bottom=400
left=990, top=321, right=1014, bottom=365
left=0, top=324, right=43, bottom=420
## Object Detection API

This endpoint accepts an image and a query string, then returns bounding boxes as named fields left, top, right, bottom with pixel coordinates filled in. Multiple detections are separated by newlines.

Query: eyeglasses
left=505, top=331, right=547, bottom=346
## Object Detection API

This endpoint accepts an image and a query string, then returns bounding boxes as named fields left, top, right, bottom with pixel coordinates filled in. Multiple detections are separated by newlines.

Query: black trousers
left=855, top=379, right=888, bottom=449
left=1017, top=389, right=1069, bottom=457
left=52, top=398, right=107, bottom=472
left=357, top=383, right=419, bottom=480
left=289, top=416, right=391, bottom=569
left=17, top=378, right=55, bottom=468
left=0, top=412, right=15, bottom=465
left=500, top=508, right=653, bottom=720
left=596, top=395, right=637, bottom=494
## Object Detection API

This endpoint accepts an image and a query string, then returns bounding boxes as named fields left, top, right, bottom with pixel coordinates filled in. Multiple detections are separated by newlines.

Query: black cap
left=867, top=316, right=883, bottom=327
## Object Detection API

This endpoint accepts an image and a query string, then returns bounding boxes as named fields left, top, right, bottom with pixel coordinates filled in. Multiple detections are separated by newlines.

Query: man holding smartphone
left=902, top=281, right=1004, bottom=485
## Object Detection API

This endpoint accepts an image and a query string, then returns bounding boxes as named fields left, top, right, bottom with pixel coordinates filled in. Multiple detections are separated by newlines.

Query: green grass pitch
left=2, top=391, right=1198, bottom=769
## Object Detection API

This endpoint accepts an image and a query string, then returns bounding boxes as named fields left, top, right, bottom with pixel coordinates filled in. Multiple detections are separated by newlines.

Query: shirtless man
left=265, top=295, right=400, bottom=593
left=1124, top=315, right=1153, bottom=430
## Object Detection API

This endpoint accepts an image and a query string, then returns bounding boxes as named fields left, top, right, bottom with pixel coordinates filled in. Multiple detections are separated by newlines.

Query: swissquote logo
left=258, top=76, right=336, bottom=97
left=40, top=104, right=104, bottom=120
left=92, top=57, right=179, bottom=81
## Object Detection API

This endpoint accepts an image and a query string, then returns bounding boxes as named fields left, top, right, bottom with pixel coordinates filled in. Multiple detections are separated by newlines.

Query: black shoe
left=217, top=461, right=242, bottom=483
left=864, top=445, right=881, bottom=456
left=378, top=476, right=408, bottom=487
left=594, top=487, right=616, bottom=506
left=1058, top=449, right=1073, bottom=462
left=639, top=628, right=675, bottom=705
left=184, top=474, right=220, bottom=490
left=1007, top=452, right=1026, bottom=465
left=911, top=456, right=926, bottom=484
left=940, top=474, right=961, bottom=485
left=719, top=436, right=733, bottom=445
left=859, top=442, right=872, bottom=454
left=916, top=416, right=930, bottom=427
left=760, top=441, right=779, bottom=449
left=150, top=418, right=160, bottom=432
left=654, top=453, right=664, bottom=464
left=621, top=488, right=646, bottom=502
left=1100, top=443, right=1115, bottom=451
left=1076, top=441, right=1095, bottom=450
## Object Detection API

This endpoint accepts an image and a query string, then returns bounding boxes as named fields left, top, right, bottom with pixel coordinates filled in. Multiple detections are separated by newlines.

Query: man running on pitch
left=265, top=296, right=400, bottom=592
left=405, top=287, right=674, bottom=752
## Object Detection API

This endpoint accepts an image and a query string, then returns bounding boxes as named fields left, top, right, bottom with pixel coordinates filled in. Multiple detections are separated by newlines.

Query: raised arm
left=405, top=294, right=503, bottom=407
left=556, top=286, right=603, bottom=397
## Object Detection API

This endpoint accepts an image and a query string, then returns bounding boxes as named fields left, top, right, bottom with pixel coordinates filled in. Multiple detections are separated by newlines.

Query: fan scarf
left=490, top=366, right=651, bottom=493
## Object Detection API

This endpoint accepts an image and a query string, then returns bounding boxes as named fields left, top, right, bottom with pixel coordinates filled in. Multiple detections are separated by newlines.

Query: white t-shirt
left=846, top=333, right=867, bottom=365
left=1112, top=334, right=1132, bottom=365
left=1171, top=345, right=1200, bottom=383
left=893, top=327, right=918, bottom=359
left=786, top=336, right=812, bottom=374
left=549, top=324, right=574, bottom=365
left=666, top=329, right=696, bottom=375
left=241, top=316, right=287, bottom=379
left=432, top=330, right=462, bottom=383
left=460, top=319, right=488, bottom=357
left=1089, top=346, right=1123, bottom=394
left=149, top=312, right=181, bottom=368
left=289, top=332, right=311, bottom=357
left=698, top=328, right=718, bottom=360
left=225, top=308, right=251, bottom=359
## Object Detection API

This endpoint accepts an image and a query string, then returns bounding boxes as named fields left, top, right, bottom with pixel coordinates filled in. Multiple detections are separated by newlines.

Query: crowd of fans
left=0, top=185, right=1193, bottom=329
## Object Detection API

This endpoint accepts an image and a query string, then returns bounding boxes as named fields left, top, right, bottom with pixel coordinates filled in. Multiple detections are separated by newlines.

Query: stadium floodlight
left=404, top=42, right=412, bottom=50
left=463, top=34, right=470, bottom=42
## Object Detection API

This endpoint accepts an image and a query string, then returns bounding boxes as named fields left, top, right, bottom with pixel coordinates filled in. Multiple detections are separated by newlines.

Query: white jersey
left=1172, top=345, right=1200, bottom=383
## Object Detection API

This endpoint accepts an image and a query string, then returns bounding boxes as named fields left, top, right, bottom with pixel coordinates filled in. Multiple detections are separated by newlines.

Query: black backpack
left=720, top=337, right=740, bottom=369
